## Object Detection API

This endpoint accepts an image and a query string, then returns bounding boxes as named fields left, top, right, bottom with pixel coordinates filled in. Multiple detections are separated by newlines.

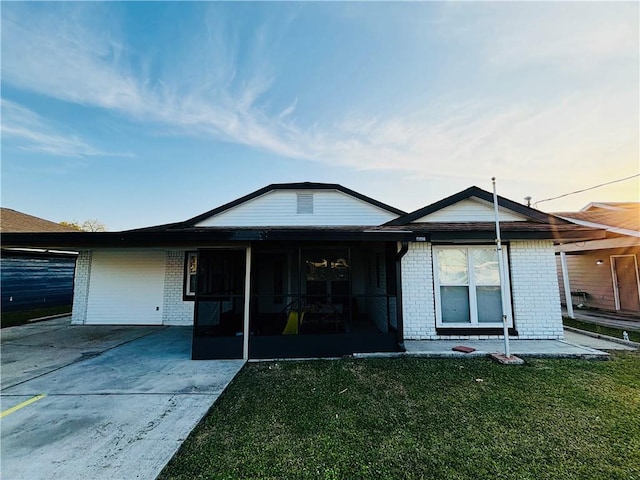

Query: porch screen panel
left=195, top=250, right=246, bottom=337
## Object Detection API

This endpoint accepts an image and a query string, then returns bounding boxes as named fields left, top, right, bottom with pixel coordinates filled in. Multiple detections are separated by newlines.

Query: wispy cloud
left=1, top=99, right=134, bottom=158
left=1, top=2, right=637, bottom=183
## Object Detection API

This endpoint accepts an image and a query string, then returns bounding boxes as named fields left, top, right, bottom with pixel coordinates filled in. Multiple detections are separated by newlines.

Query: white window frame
left=184, top=252, right=198, bottom=297
left=433, top=245, right=513, bottom=328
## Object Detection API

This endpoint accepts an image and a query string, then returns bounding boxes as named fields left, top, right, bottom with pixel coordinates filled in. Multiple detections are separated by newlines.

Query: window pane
left=477, top=286, right=503, bottom=323
left=440, top=286, right=470, bottom=323
left=437, top=249, right=468, bottom=285
left=472, top=249, right=500, bottom=285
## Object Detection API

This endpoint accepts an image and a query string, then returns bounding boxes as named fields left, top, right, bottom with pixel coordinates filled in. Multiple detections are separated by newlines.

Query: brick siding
left=161, top=250, right=194, bottom=326
left=402, top=240, right=564, bottom=340
left=71, top=251, right=92, bottom=325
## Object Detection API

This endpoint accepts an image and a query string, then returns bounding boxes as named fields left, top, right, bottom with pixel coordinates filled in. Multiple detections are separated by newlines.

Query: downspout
left=395, top=241, right=409, bottom=352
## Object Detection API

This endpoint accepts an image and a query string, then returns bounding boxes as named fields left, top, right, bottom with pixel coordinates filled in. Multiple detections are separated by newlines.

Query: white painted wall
left=85, top=250, right=165, bottom=325
left=412, top=198, right=526, bottom=223
left=196, top=189, right=399, bottom=226
left=402, top=240, right=563, bottom=340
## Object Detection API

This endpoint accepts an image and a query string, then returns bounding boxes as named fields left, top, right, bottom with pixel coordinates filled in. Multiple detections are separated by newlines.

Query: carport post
left=243, top=246, right=252, bottom=360
left=560, top=251, right=575, bottom=319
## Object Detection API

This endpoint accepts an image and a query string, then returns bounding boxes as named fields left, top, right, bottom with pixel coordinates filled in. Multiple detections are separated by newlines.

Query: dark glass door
left=192, top=249, right=246, bottom=359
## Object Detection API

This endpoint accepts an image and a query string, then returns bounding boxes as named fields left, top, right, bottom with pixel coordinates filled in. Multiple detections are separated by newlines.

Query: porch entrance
left=248, top=244, right=399, bottom=359
left=192, top=243, right=400, bottom=359
left=192, top=249, right=246, bottom=359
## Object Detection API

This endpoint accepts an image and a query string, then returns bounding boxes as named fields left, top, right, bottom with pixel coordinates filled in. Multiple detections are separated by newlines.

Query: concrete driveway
left=1, top=317, right=244, bottom=480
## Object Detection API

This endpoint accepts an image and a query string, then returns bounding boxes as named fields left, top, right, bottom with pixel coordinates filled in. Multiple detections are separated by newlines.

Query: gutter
left=395, top=241, right=409, bottom=352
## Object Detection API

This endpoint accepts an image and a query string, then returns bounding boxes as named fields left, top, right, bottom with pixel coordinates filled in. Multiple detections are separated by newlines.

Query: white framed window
left=184, top=252, right=198, bottom=298
left=433, top=245, right=512, bottom=328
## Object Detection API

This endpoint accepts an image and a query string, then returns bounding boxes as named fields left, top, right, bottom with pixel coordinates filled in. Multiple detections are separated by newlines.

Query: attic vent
left=297, top=193, right=314, bottom=214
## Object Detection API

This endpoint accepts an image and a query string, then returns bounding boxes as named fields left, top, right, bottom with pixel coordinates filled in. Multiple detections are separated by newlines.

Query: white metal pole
left=243, top=246, right=252, bottom=361
left=491, top=177, right=511, bottom=358
left=560, top=251, right=575, bottom=319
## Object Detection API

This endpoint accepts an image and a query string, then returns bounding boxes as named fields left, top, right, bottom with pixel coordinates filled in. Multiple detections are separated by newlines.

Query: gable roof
left=175, top=182, right=407, bottom=228
left=385, top=186, right=566, bottom=226
left=2, top=184, right=606, bottom=248
left=554, top=203, right=639, bottom=237
left=580, top=202, right=639, bottom=212
left=0, top=208, right=79, bottom=233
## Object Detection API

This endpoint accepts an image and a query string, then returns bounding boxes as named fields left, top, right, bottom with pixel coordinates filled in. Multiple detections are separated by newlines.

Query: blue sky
left=2, top=2, right=638, bottom=230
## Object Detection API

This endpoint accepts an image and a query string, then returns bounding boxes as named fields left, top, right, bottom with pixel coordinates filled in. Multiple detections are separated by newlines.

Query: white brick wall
left=509, top=240, right=564, bottom=339
left=71, top=251, right=92, bottom=325
left=402, top=242, right=437, bottom=338
left=162, top=250, right=195, bottom=326
left=401, top=240, right=564, bottom=340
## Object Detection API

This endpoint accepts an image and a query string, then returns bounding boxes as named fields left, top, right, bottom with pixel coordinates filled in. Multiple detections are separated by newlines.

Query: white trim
left=580, top=202, right=630, bottom=212
left=610, top=254, right=640, bottom=311
left=185, top=252, right=198, bottom=297
left=560, top=251, right=574, bottom=319
left=433, top=245, right=513, bottom=328
left=556, top=216, right=640, bottom=238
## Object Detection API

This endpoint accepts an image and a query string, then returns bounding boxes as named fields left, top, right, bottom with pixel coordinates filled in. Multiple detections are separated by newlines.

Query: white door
left=86, top=250, right=165, bottom=325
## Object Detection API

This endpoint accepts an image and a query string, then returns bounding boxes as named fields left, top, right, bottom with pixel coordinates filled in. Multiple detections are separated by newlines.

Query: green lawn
left=1, top=306, right=71, bottom=328
left=161, top=353, right=640, bottom=480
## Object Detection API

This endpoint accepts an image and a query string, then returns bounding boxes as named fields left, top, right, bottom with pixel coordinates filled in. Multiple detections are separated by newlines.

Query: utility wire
left=534, top=173, right=640, bottom=207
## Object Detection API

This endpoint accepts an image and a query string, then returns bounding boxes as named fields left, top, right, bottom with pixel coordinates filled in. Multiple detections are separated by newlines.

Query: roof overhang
left=556, top=235, right=640, bottom=253
left=0, top=229, right=416, bottom=249
left=2, top=222, right=606, bottom=250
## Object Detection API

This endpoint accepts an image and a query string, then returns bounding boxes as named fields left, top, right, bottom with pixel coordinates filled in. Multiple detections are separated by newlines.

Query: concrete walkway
left=563, top=307, right=640, bottom=332
left=403, top=338, right=610, bottom=359
left=563, top=329, right=638, bottom=351
left=1, top=317, right=244, bottom=480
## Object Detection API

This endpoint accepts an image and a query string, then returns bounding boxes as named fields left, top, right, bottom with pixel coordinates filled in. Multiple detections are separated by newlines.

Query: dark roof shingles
left=0, top=208, right=79, bottom=233
left=555, top=206, right=639, bottom=232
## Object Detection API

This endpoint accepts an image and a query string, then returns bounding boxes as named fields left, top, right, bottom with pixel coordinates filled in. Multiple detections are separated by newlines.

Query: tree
left=60, top=219, right=107, bottom=232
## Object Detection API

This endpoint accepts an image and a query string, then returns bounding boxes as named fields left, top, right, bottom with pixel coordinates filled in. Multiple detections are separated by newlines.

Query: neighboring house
left=0, top=208, right=78, bottom=314
left=554, top=202, right=640, bottom=316
left=2, top=183, right=602, bottom=358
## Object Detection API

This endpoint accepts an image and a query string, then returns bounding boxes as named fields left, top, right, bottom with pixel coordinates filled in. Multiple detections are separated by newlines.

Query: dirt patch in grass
left=160, top=352, right=640, bottom=480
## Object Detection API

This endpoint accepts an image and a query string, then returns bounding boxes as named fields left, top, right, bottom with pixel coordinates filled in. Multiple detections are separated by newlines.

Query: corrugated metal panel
left=196, top=190, right=399, bottom=226
left=413, top=198, right=526, bottom=223
left=86, top=250, right=165, bottom=325
left=0, top=254, right=76, bottom=312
